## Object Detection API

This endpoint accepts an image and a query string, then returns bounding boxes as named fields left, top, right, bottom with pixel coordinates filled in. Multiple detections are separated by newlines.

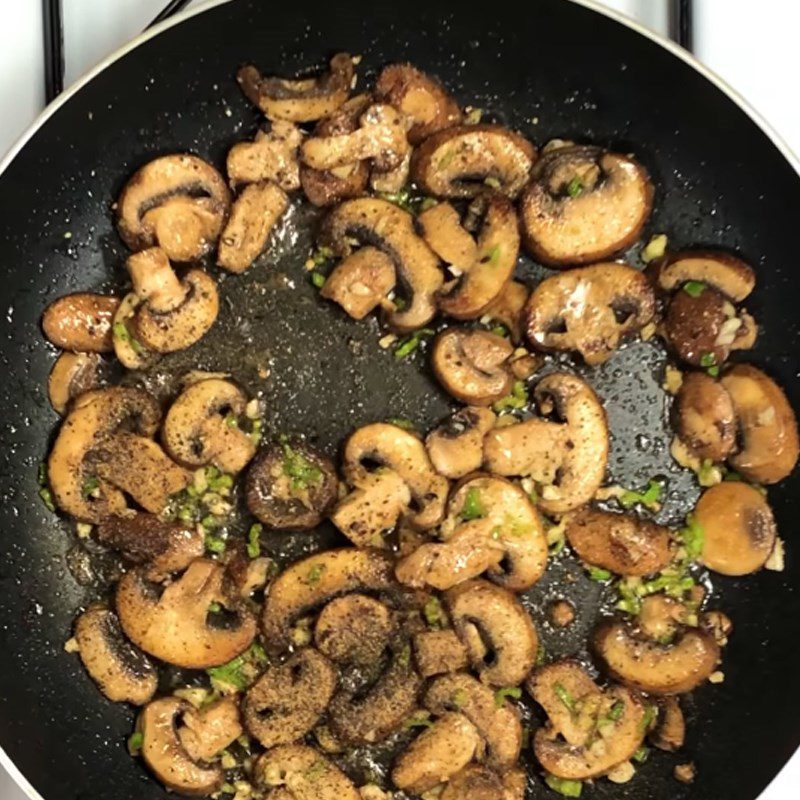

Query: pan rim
left=0, top=1, right=797, bottom=799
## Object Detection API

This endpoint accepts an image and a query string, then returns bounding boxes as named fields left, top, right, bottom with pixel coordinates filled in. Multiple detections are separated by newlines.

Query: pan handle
left=669, top=0, right=693, bottom=52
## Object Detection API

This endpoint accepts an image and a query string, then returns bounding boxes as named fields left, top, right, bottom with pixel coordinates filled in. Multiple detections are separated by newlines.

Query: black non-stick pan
left=0, top=1, right=798, bottom=798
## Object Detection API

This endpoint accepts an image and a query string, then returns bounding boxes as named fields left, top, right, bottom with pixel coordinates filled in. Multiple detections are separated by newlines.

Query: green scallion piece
left=682, top=280, right=706, bottom=298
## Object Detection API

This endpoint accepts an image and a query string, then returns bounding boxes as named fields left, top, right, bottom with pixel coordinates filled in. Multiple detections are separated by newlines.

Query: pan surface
left=0, top=1, right=798, bottom=799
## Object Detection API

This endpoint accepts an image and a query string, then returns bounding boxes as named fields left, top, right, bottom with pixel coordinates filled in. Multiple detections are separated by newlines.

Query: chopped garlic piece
left=765, top=537, right=785, bottom=572
left=607, top=761, right=636, bottom=784
left=641, top=233, right=668, bottom=263
left=663, top=364, right=684, bottom=394
left=64, top=637, right=80, bottom=653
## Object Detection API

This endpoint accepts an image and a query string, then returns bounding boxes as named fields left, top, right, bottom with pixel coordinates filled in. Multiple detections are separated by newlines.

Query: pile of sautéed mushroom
left=39, top=53, right=798, bottom=800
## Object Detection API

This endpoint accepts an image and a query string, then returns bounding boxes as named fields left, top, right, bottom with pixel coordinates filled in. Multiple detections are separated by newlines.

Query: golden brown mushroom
left=47, top=351, right=101, bottom=415
left=178, top=697, right=243, bottom=763
left=650, top=697, right=685, bottom=752
left=319, top=246, right=396, bottom=320
left=650, top=250, right=755, bottom=301
left=314, top=594, right=395, bottom=665
left=425, top=407, right=495, bottom=479
left=226, top=120, right=303, bottom=190
left=413, top=629, right=469, bottom=678
left=673, top=371, right=737, bottom=462
left=42, top=293, right=120, bottom=353
left=254, top=745, right=360, bottom=800
left=482, top=280, right=530, bottom=344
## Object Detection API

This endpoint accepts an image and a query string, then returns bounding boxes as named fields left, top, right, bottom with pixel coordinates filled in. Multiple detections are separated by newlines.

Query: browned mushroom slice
left=48, top=352, right=101, bottom=415
left=431, top=328, right=513, bottom=405
left=520, top=145, right=653, bottom=266
left=417, top=201, right=478, bottom=267
left=441, top=765, right=525, bottom=800
left=243, top=648, right=337, bottom=748
left=116, top=154, right=231, bottom=261
left=375, top=63, right=462, bottom=144
left=127, top=248, right=187, bottom=315
left=426, top=407, right=495, bottom=479
left=217, top=181, right=288, bottom=273
left=111, top=292, right=158, bottom=370
left=116, top=559, right=257, bottom=669
left=413, top=629, right=469, bottom=677
left=139, top=697, right=224, bottom=796
left=649, top=697, right=685, bottom=752
left=245, top=440, right=338, bottom=530
left=593, top=617, right=720, bottom=695
left=314, top=594, right=395, bottom=665
left=524, top=263, right=656, bottom=365
left=178, top=697, right=243, bottom=763
left=320, top=246, right=396, bottom=319
left=673, top=371, right=737, bottom=461
left=565, top=508, right=672, bottom=577
left=255, top=745, right=360, bottom=800
left=694, top=481, right=777, bottom=575
left=96, top=513, right=204, bottom=581
left=391, top=712, right=481, bottom=794
left=237, top=53, right=354, bottom=122
left=412, top=124, right=535, bottom=199
left=74, top=604, right=157, bottom=705
left=482, top=280, right=530, bottom=344
left=319, top=197, right=442, bottom=331
left=262, top=549, right=397, bottom=652
left=42, top=293, right=120, bottom=353
left=721, top=364, right=799, bottom=483
left=226, top=120, right=303, bottom=190
left=650, top=250, right=755, bottom=301
left=445, top=579, right=538, bottom=686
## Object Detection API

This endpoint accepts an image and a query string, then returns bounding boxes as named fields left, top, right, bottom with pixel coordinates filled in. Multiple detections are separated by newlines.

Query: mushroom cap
left=673, top=371, right=737, bottom=462
left=721, top=364, right=799, bottom=484
left=226, top=120, right=302, bottom=191
left=412, top=629, right=469, bottom=678
left=524, top=262, right=656, bottom=365
left=116, top=559, right=257, bottom=669
left=320, top=246, right=396, bottom=320
left=375, top=63, right=462, bottom=144
left=411, top=124, right=536, bottom=199
left=649, top=696, right=686, bottom=752
left=417, top=201, right=478, bottom=269
left=650, top=250, right=755, bottom=302
left=243, top=648, right=337, bottom=748
left=445, top=579, right=538, bottom=687
left=42, top=293, right=120, bottom=353
left=565, top=507, right=672, bottom=577
left=520, top=145, right=653, bottom=266
left=116, top=154, right=231, bottom=260
left=695, top=481, right=777, bottom=575
left=431, top=328, right=514, bottom=405
left=47, top=351, right=101, bottom=415
left=74, top=604, right=157, bottom=705
left=314, top=594, right=395, bottom=665
left=163, top=378, right=256, bottom=474
left=343, top=422, right=448, bottom=530
left=425, top=407, right=496, bottom=479
left=319, top=197, right=443, bottom=332
left=482, top=279, right=530, bottom=344
left=245, top=440, right=338, bottom=530
left=178, top=697, right=243, bottom=763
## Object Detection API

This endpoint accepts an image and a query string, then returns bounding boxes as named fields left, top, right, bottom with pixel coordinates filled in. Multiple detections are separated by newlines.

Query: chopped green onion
left=640, top=703, right=658, bottom=732
left=680, top=514, right=704, bottom=560
left=482, top=244, right=501, bottom=265
left=81, top=476, right=99, bottom=499
left=282, top=443, right=323, bottom=490
left=38, top=463, right=48, bottom=486
left=608, top=700, right=625, bottom=721
left=493, top=380, right=528, bottom=413
left=548, top=532, right=565, bottom=556
left=395, top=642, right=412, bottom=668
left=306, top=563, right=327, bottom=585
left=423, top=597, right=446, bottom=629
left=699, top=352, right=716, bottom=368
left=707, top=364, right=720, bottom=377
left=459, top=488, right=486, bottom=521
left=112, top=322, right=145, bottom=355
left=619, top=478, right=662, bottom=509
left=723, top=469, right=742, bottom=482
left=452, top=688, right=468, bottom=709
left=536, top=644, right=547, bottom=666
left=545, top=774, right=582, bottom=797
left=311, top=245, right=333, bottom=265
left=682, top=281, right=706, bottom=298
left=204, top=532, right=226, bottom=554
left=554, top=682, right=575, bottom=712
left=494, top=686, right=522, bottom=707
left=206, top=642, right=268, bottom=692
left=208, top=472, right=234, bottom=492
left=39, top=487, right=56, bottom=512
left=566, top=177, right=583, bottom=199
left=419, top=197, right=438, bottom=212
left=303, top=760, right=327, bottom=781
left=127, top=731, right=143, bottom=755
left=394, top=328, right=434, bottom=359
left=633, top=745, right=650, bottom=763
left=247, top=523, right=262, bottom=559
left=587, top=566, right=612, bottom=582
left=225, top=415, right=239, bottom=428
left=311, top=271, right=326, bottom=289
left=208, top=601, right=222, bottom=614
left=403, top=711, right=433, bottom=729
left=387, top=417, right=416, bottom=431
left=490, top=324, right=509, bottom=337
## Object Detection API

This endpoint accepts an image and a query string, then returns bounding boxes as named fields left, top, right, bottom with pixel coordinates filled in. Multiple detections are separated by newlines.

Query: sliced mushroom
left=112, top=292, right=158, bottom=370
left=179, top=697, right=243, bottom=762
left=299, top=94, right=371, bottom=207
left=483, top=373, right=608, bottom=515
left=524, top=263, right=656, bottom=365
left=413, top=629, right=469, bottom=677
left=425, top=672, right=523, bottom=769
left=245, top=439, right=338, bottom=529
left=375, top=64, right=462, bottom=144
left=226, top=120, right=303, bottom=190
left=721, top=364, right=799, bottom=483
left=343, top=422, right=448, bottom=530
left=441, top=765, right=523, bottom=800
left=42, top=293, right=120, bottom=353
left=396, top=475, right=547, bottom=592
left=237, top=53, right=354, bottom=122
left=163, top=378, right=257, bottom=474
left=47, top=386, right=161, bottom=521
left=412, top=124, right=535, bottom=199
left=127, top=247, right=187, bottom=313
left=650, top=250, right=755, bottom=302
left=134, top=268, right=219, bottom=353
left=48, top=351, right=101, bottom=415
left=520, top=145, right=653, bottom=266
left=116, top=559, right=257, bottom=669
left=96, top=513, right=204, bottom=581
left=217, top=181, right=289, bottom=273
left=650, top=697, right=685, bottom=752
left=428, top=195, right=520, bottom=319
left=139, top=697, right=223, bottom=796
left=116, top=154, right=231, bottom=261
left=594, top=617, right=720, bottom=695
left=243, top=648, right=337, bottom=748
left=417, top=201, right=477, bottom=268
left=391, top=712, right=481, bottom=794
left=74, top=604, right=157, bottom=705
left=694, top=481, right=777, bottom=576
left=261, top=549, right=397, bottom=652
left=319, top=197, right=442, bottom=331
left=445, top=579, right=538, bottom=687
left=426, top=407, right=495, bottom=479
left=673, top=371, right=737, bottom=461
left=431, top=328, right=514, bottom=405
left=320, top=246, right=396, bottom=320
left=254, top=744, right=360, bottom=800
left=482, top=280, right=530, bottom=344
left=369, top=148, right=412, bottom=193
left=565, top=508, right=672, bottom=577
left=314, top=594, right=395, bottom=665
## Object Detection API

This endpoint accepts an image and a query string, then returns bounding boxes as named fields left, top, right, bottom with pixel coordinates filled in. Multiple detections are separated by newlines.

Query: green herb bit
left=208, top=601, right=222, bottom=614
left=81, top=476, right=99, bottom=499
left=566, top=177, right=583, bottom=199
left=204, top=532, right=226, bottom=554
left=306, top=563, right=327, bottom=585
left=311, top=245, right=334, bottom=265
left=699, top=352, right=717, bottom=368
left=619, top=478, right=662, bottom=510
left=387, top=417, right=416, bottom=431
left=493, top=380, right=529, bottom=413
left=395, top=642, right=412, bottom=668
left=419, top=197, right=438, bottom=212
left=587, top=566, right=612, bottom=582
left=206, top=642, right=268, bottom=692
left=112, top=322, right=145, bottom=355
left=208, top=472, right=234, bottom=492
left=437, top=149, right=457, bottom=170
left=490, top=324, right=509, bottom=337
left=640, top=703, right=658, bottom=733
left=632, top=745, right=650, bottom=763
left=282, top=443, right=324, bottom=490
left=178, top=505, right=195, bottom=523
left=545, top=774, right=583, bottom=797
left=459, top=487, right=486, bottom=521
left=394, top=328, right=434, bottom=360
left=548, top=532, right=565, bottom=556
left=127, top=731, right=144, bottom=756
left=247, top=523, right=263, bottom=559
left=682, top=280, right=707, bottom=298
left=494, top=686, right=522, bottom=707
left=225, top=415, right=239, bottom=428
left=423, top=597, right=446, bottom=629
left=707, top=364, right=720, bottom=377
left=608, top=699, right=625, bottom=721
left=554, top=682, right=575, bottom=712
left=39, top=487, right=56, bottom=512
left=535, top=644, right=547, bottom=666
left=615, top=596, right=642, bottom=615
left=403, top=711, right=433, bottom=729
left=680, top=514, right=705, bottom=560
left=38, top=463, right=48, bottom=486
left=484, top=176, right=502, bottom=189
left=723, top=469, right=742, bottom=482
left=378, top=188, right=413, bottom=212
left=481, top=243, right=501, bottom=265
left=311, top=271, right=326, bottom=289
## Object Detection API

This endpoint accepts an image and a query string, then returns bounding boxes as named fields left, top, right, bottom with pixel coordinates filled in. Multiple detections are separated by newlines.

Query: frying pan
left=0, top=1, right=798, bottom=798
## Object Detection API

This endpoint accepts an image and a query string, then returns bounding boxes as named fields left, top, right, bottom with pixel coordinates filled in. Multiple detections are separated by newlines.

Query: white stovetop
left=0, top=1, right=797, bottom=798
